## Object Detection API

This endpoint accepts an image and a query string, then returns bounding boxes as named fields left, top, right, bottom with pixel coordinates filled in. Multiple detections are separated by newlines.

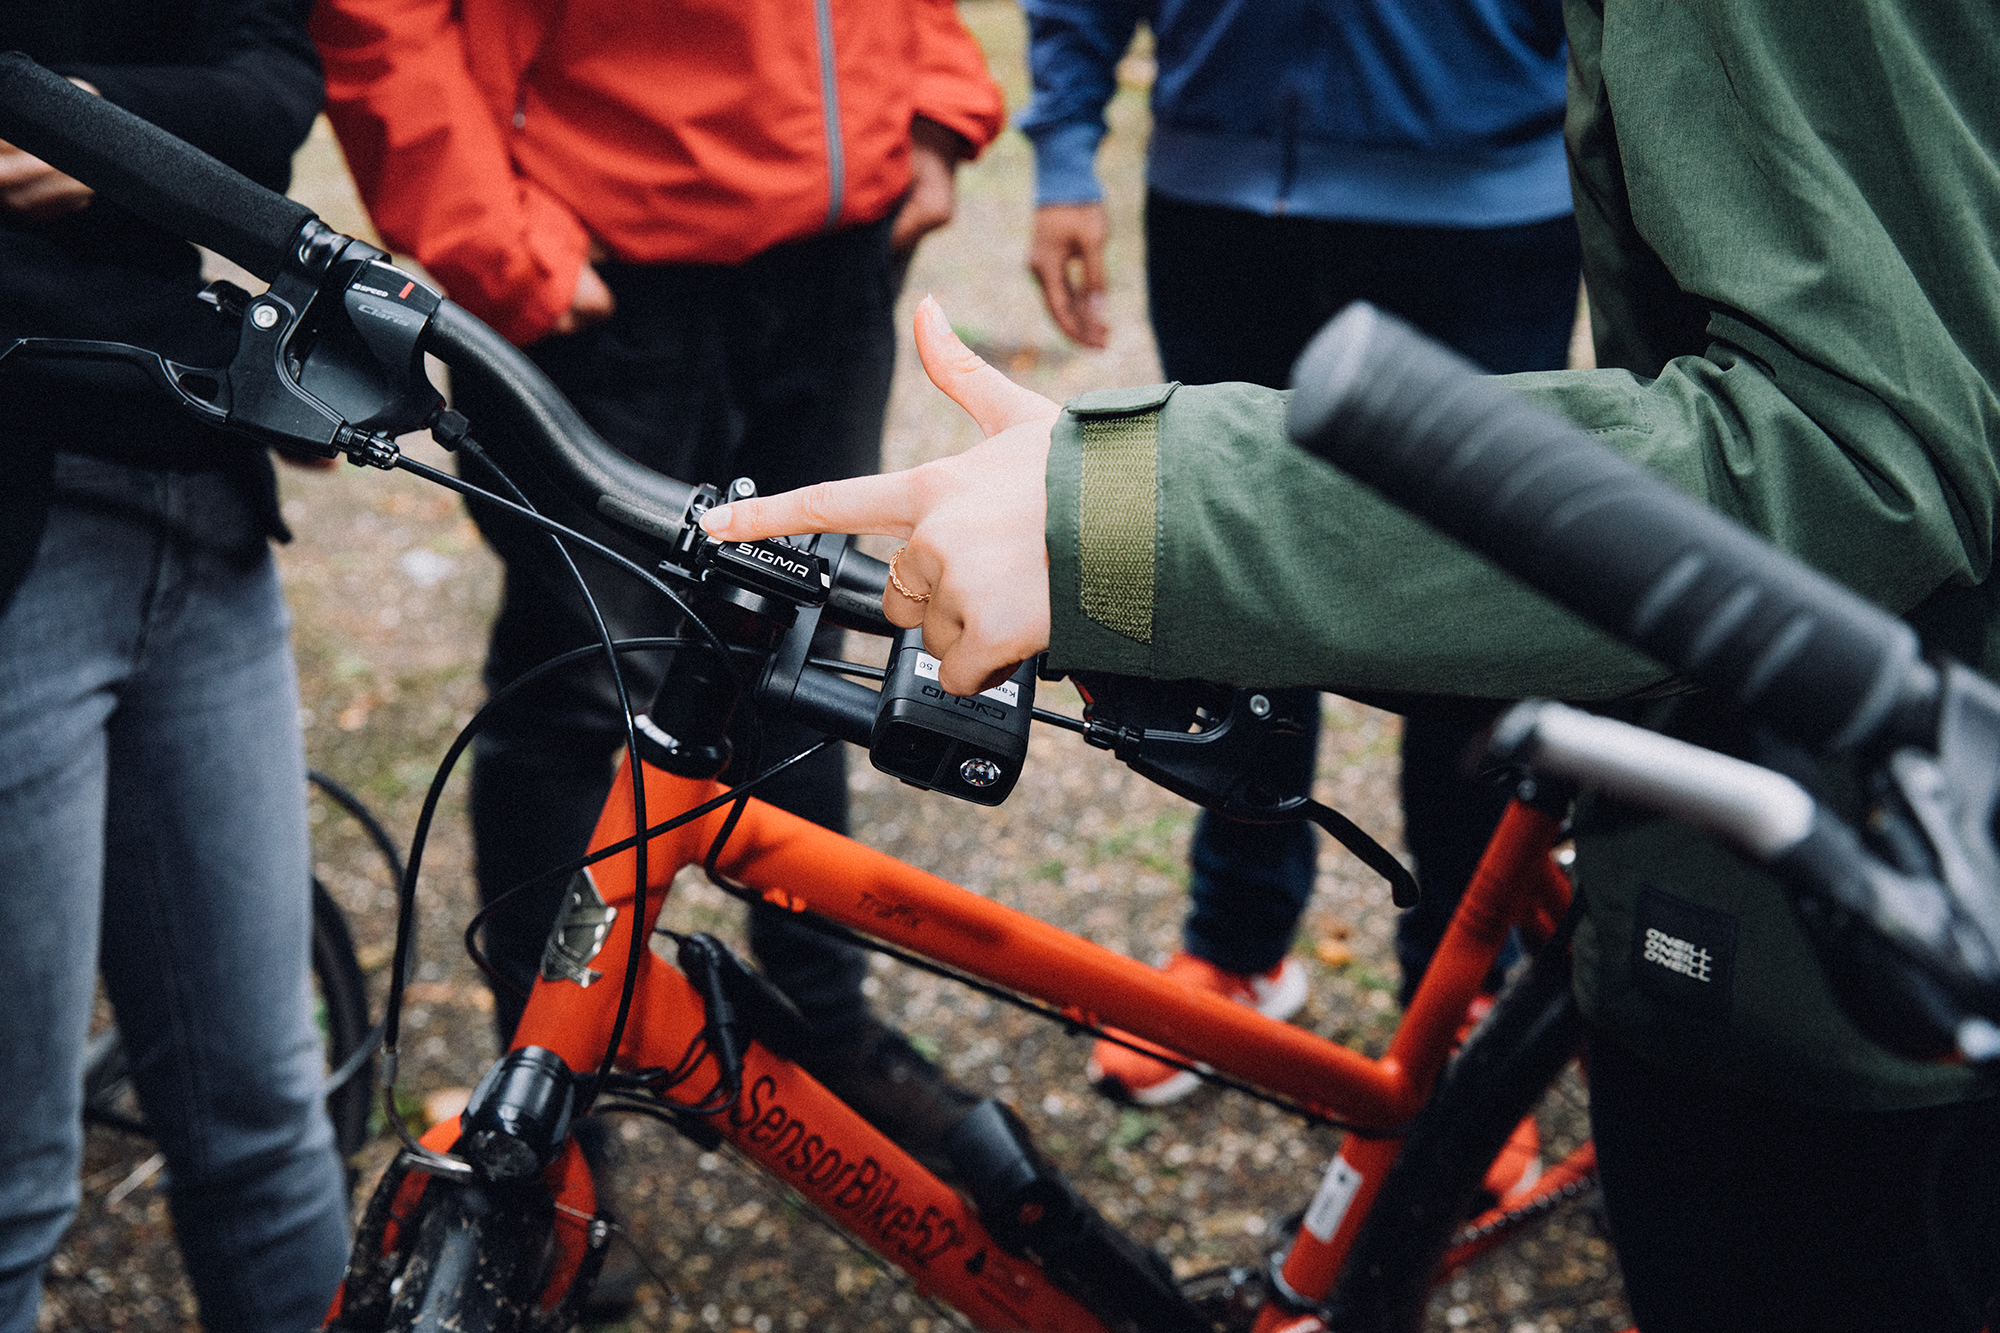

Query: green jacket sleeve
left=1046, top=377, right=1671, bottom=698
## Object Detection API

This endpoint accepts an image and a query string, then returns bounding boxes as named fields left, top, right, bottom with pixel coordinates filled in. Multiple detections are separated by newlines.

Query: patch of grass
left=1346, top=963, right=1399, bottom=997
left=1088, top=811, right=1193, bottom=878
left=379, top=1088, right=428, bottom=1139
left=1111, top=1108, right=1163, bottom=1150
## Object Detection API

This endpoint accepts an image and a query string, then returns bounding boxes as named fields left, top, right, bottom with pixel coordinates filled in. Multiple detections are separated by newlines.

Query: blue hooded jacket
left=1020, top=0, right=1571, bottom=227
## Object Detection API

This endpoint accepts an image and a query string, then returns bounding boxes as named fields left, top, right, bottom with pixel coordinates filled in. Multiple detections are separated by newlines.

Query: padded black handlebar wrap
left=1286, top=303, right=1923, bottom=754
left=424, top=302, right=696, bottom=548
left=0, top=52, right=315, bottom=280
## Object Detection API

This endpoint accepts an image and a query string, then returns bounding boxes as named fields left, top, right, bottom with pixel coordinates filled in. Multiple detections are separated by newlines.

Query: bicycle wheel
left=330, top=1123, right=609, bottom=1333
left=313, top=875, right=377, bottom=1158
left=1321, top=943, right=1588, bottom=1333
left=82, top=878, right=375, bottom=1160
left=380, top=1179, right=557, bottom=1333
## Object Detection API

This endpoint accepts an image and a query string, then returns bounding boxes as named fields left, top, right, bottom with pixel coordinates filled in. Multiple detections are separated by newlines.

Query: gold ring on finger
left=888, top=545, right=932, bottom=604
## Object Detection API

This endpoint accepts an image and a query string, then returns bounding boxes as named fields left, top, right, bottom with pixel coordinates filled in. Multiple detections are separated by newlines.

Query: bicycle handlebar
left=0, top=52, right=709, bottom=555
left=1286, top=305, right=2000, bottom=1059
left=422, top=302, right=697, bottom=549
left=0, top=52, right=314, bottom=281
left=1286, top=303, right=1935, bottom=756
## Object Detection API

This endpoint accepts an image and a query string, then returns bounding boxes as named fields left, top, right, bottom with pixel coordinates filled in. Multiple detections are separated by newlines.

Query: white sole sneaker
left=1111, top=1063, right=1204, bottom=1106
left=1250, top=956, right=1311, bottom=1023
left=1087, top=957, right=1311, bottom=1106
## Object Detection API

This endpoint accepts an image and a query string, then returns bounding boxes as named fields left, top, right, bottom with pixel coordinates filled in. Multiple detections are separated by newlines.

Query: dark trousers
left=1590, top=1039, right=2000, bottom=1333
left=1142, top=193, right=1582, bottom=978
left=456, top=217, right=900, bottom=1044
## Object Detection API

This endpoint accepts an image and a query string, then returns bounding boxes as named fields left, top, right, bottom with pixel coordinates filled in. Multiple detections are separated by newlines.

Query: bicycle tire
left=313, top=875, right=377, bottom=1158
left=82, top=878, right=375, bottom=1161
left=1321, top=943, right=1587, bottom=1333
left=331, top=1124, right=608, bottom=1333
left=380, top=1179, right=557, bottom=1333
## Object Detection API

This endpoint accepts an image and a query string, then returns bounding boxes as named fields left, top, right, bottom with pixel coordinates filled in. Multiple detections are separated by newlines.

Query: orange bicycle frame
left=504, top=754, right=1575, bottom=1331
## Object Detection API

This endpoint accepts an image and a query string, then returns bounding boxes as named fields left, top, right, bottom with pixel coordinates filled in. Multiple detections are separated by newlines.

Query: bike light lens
left=465, top=1128, right=541, bottom=1183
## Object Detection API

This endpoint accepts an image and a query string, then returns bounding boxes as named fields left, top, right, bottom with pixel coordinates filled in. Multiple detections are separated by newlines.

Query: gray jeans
left=0, top=455, right=348, bottom=1332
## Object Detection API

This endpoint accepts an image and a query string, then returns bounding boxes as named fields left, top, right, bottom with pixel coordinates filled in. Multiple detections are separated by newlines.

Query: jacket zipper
left=513, top=0, right=569, bottom=131
left=1275, top=90, right=1300, bottom=216
left=814, top=0, right=845, bottom=229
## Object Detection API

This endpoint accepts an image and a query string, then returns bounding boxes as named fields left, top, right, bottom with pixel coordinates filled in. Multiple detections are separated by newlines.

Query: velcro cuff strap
left=1071, top=386, right=1172, bottom=644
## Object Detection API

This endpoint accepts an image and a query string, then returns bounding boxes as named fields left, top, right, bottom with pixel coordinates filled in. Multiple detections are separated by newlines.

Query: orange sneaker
left=1451, top=997, right=1544, bottom=1205
left=1481, top=1114, right=1544, bottom=1206
left=1086, top=953, right=1309, bottom=1106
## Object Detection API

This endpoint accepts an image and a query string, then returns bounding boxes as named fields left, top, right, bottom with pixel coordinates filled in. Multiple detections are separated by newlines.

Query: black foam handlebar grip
left=1286, top=302, right=1923, bottom=754
left=0, top=52, right=314, bottom=280
left=423, top=301, right=698, bottom=547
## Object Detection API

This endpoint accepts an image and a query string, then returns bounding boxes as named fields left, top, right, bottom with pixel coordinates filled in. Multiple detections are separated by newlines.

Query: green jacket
left=1043, top=0, right=2000, bottom=1109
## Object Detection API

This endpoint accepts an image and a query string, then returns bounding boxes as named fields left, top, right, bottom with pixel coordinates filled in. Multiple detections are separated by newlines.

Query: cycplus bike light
left=459, top=1046, right=575, bottom=1183
left=870, top=629, right=1035, bottom=806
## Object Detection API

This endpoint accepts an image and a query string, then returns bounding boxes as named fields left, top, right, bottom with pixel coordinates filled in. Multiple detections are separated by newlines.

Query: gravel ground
left=44, top=7, right=1628, bottom=1330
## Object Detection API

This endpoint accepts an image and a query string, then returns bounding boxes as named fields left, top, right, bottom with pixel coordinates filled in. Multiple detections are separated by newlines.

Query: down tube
left=511, top=760, right=1114, bottom=1333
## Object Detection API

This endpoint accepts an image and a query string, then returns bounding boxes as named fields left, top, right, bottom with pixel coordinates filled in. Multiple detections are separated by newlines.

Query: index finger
left=700, top=471, right=922, bottom=543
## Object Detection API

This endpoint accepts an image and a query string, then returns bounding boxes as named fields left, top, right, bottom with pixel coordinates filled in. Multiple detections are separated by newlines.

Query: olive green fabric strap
left=1077, top=410, right=1158, bottom=643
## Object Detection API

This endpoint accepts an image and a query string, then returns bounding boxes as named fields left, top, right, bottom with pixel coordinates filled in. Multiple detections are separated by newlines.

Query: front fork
left=324, top=1107, right=607, bottom=1330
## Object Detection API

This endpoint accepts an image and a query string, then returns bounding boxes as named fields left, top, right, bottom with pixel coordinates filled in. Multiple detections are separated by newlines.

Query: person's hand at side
left=891, top=117, right=972, bottom=257
left=550, top=240, right=616, bottom=337
left=1027, top=202, right=1109, bottom=348
left=700, top=295, right=1057, bottom=695
left=0, top=78, right=97, bottom=221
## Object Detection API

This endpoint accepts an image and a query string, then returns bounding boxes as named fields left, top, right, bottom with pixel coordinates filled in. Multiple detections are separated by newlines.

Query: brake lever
left=0, top=336, right=232, bottom=425
left=1069, top=674, right=1420, bottom=906
left=1493, top=688, right=2000, bottom=1060
left=221, top=224, right=443, bottom=464
left=1826, top=659, right=2000, bottom=1055
left=3, top=220, right=447, bottom=471
left=1883, top=661, right=2000, bottom=959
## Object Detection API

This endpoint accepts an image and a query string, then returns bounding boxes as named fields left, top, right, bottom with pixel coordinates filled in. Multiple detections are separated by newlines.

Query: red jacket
left=312, top=0, right=1005, bottom=346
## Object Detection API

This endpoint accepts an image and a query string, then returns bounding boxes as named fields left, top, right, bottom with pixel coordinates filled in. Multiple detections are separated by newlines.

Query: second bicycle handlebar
left=0, top=52, right=311, bottom=281
left=1285, top=304, right=2000, bottom=1057
left=0, top=52, right=706, bottom=554
left=1285, top=302, right=1936, bottom=756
